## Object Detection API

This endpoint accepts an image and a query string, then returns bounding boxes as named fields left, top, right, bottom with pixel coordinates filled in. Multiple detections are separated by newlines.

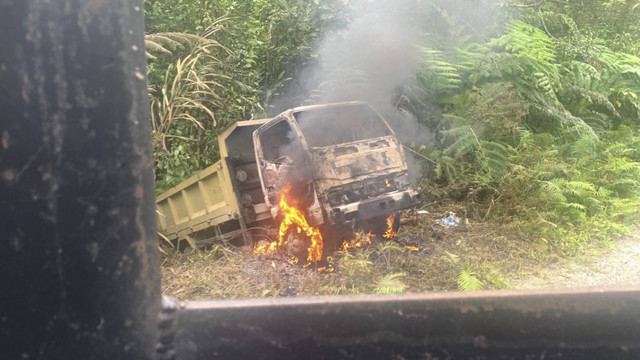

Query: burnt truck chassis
left=253, top=102, right=420, bottom=242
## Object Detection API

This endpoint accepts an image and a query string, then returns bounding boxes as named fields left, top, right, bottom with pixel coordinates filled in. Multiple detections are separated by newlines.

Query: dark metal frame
left=175, top=289, right=640, bottom=359
left=2, top=1, right=639, bottom=359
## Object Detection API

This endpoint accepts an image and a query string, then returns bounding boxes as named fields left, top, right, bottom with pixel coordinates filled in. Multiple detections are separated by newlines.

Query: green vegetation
left=161, top=213, right=539, bottom=299
left=457, top=266, right=484, bottom=292
left=147, top=0, right=640, bottom=295
left=144, top=0, right=349, bottom=192
left=410, top=5, right=640, bottom=255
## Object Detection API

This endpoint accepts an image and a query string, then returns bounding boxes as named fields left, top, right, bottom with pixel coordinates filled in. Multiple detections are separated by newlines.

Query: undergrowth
left=161, top=217, right=540, bottom=300
left=410, top=20, right=640, bottom=255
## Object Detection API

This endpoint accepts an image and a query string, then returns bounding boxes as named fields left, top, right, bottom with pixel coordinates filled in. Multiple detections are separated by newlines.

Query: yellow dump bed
left=156, top=160, right=238, bottom=241
left=156, top=118, right=271, bottom=244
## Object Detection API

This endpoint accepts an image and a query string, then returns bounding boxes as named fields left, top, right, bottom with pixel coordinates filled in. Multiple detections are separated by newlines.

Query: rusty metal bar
left=175, top=288, right=640, bottom=359
left=0, top=0, right=159, bottom=359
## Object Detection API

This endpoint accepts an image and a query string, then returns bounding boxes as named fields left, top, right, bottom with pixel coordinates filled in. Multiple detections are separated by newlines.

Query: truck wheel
left=284, top=230, right=311, bottom=261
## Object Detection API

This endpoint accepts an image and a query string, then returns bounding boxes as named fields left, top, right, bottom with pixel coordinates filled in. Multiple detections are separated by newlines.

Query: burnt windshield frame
left=257, top=118, right=299, bottom=162
left=293, top=104, right=393, bottom=147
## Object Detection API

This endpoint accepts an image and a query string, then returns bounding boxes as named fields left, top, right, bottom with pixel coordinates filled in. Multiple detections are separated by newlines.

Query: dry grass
left=146, top=19, right=231, bottom=158
left=161, top=207, right=552, bottom=300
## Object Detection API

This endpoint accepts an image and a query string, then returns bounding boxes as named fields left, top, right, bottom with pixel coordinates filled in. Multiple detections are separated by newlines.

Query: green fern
left=580, top=112, right=609, bottom=134
left=457, top=266, right=483, bottom=292
left=478, top=140, right=511, bottom=179
left=338, top=250, right=373, bottom=279
left=441, top=121, right=511, bottom=183
left=416, top=47, right=463, bottom=95
left=375, top=240, right=403, bottom=253
left=609, top=200, right=640, bottom=219
left=501, top=21, right=556, bottom=64
left=375, top=273, right=407, bottom=294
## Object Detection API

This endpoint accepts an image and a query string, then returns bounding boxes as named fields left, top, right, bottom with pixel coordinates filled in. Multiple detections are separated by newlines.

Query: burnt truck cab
left=253, top=101, right=420, bottom=238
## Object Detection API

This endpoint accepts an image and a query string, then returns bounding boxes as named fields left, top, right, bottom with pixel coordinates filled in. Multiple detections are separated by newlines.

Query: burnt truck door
left=253, top=114, right=313, bottom=213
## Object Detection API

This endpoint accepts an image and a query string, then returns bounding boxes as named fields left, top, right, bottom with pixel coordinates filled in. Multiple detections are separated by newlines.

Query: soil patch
left=512, top=229, right=640, bottom=289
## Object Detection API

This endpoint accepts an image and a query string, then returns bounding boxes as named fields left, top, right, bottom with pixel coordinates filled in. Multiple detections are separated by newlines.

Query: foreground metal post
left=176, top=289, right=640, bottom=359
left=0, top=1, right=159, bottom=359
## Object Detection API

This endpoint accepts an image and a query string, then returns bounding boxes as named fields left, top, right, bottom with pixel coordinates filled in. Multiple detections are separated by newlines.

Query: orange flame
left=341, top=231, right=374, bottom=251
left=251, top=183, right=324, bottom=264
left=341, top=214, right=399, bottom=251
left=278, top=184, right=323, bottom=263
left=316, top=265, right=335, bottom=273
left=252, top=241, right=277, bottom=255
left=253, top=185, right=401, bottom=263
left=383, top=213, right=398, bottom=239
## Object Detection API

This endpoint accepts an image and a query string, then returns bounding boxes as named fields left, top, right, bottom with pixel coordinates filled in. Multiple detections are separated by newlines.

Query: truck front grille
left=326, top=172, right=409, bottom=206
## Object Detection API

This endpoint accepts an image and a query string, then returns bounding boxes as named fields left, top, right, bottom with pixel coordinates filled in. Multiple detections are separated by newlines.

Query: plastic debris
left=435, top=212, right=461, bottom=228
left=417, top=210, right=429, bottom=214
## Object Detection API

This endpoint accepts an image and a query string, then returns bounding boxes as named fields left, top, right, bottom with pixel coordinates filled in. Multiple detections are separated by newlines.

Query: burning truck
left=156, top=101, right=420, bottom=264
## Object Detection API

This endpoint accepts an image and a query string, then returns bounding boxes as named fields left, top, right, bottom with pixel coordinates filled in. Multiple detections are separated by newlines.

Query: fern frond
left=565, top=84, right=620, bottom=118
left=375, top=273, right=407, bottom=294
left=609, top=200, right=640, bottom=218
left=540, top=180, right=567, bottom=203
left=457, top=266, right=483, bottom=292
left=567, top=135, right=597, bottom=158
left=376, top=241, right=403, bottom=253
left=415, top=45, right=464, bottom=95
left=581, top=112, right=609, bottom=133
left=564, top=202, right=586, bottom=211
left=502, top=21, right=556, bottom=64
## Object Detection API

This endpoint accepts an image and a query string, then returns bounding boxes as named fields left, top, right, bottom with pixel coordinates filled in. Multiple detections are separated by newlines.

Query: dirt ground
left=161, top=207, right=527, bottom=300
left=160, top=208, right=639, bottom=301
left=512, top=229, right=640, bottom=289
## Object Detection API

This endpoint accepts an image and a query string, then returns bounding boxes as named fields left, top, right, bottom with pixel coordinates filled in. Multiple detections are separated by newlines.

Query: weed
left=375, top=273, right=408, bottom=294
left=457, top=266, right=484, bottom=292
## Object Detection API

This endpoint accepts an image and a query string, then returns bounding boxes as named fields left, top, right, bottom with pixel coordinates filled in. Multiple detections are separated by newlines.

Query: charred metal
left=254, top=101, right=420, bottom=237
left=155, top=101, right=418, bottom=252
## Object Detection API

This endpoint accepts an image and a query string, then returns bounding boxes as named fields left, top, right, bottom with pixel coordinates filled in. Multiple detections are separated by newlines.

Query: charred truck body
left=156, top=101, right=420, bottom=252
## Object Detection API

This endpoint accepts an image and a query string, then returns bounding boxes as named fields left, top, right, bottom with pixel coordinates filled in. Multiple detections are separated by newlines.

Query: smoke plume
left=289, top=0, right=434, bottom=178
